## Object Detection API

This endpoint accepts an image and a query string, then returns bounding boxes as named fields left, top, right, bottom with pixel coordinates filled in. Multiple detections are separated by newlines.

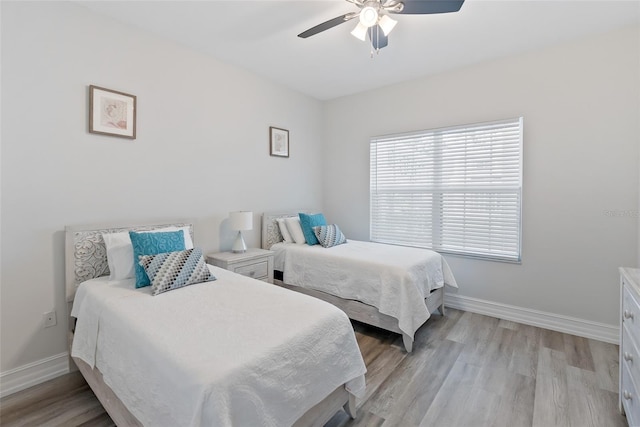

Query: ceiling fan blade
left=298, top=13, right=358, bottom=38
left=394, top=0, right=464, bottom=15
left=368, top=25, right=388, bottom=50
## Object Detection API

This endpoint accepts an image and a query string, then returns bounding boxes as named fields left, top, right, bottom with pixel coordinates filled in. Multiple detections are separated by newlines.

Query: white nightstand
left=206, top=248, right=274, bottom=284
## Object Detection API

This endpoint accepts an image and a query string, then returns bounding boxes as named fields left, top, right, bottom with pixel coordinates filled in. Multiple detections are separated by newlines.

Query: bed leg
left=402, top=333, right=414, bottom=353
left=343, top=394, right=357, bottom=419
left=438, top=290, right=446, bottom=316
left=438, top=302, right=446, bottom=316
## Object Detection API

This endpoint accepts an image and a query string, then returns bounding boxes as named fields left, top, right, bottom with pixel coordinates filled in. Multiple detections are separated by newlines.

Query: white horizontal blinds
left=370, top=117, right=523, bottom=262
left=440, top=192, right=521, bottom=259
left=370, top=132, right=436, bottom=246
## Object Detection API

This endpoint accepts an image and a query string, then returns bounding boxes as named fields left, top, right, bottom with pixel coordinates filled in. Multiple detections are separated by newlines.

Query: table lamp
left=230, top=211, right=253, bottom=253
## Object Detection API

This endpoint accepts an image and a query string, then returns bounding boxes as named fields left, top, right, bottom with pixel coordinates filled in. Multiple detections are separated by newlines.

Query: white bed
left=66, top=221, right=366, bottom=427
left=262, top=212, right=458, bottom=353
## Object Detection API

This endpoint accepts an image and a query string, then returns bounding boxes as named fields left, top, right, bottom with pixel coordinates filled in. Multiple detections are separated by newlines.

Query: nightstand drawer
left=207, top=248, right=274, bottom=284
left=234, top=261, right=268, bottom=280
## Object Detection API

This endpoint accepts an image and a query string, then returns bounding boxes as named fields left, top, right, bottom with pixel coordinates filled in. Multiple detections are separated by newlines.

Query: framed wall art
left=89, top=85, right=137, bottom=139
left=269, top=126, right=289, bottom=158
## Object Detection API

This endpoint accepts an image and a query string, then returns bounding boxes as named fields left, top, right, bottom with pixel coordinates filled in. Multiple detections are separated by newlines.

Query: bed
left=65, top=221, right=367, bottom=427
left=261, top=212, right=458, bottom=353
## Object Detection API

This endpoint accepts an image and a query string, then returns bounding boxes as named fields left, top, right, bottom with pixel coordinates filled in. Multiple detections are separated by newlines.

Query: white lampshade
left=378, top=14, right=397, bottom=36
left=351, top=22, right=368, bottom=41
left=229, top=211, right=253, bottom=231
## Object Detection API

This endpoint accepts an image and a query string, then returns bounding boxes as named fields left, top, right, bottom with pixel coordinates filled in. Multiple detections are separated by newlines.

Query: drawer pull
left=625, top=352, right=634, bottom=362
left=624, top=390, right=633, bottom=400
left=624, top=310, right=635, bottom=320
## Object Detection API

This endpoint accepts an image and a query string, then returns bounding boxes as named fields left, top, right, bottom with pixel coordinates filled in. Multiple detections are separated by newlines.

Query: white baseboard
left=445, top=293, right=619, bottom=345
left=0, top=352, right=70, bottom=398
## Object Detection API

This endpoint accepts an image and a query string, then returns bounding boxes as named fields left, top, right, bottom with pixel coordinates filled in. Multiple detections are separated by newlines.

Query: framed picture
left=89, top=85, right=136, bottom=139
left=269, top=126, right=289, bottom=158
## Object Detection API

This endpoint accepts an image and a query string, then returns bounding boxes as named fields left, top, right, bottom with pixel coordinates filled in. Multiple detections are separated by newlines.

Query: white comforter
left=273, top=240, right=458, bottom=340
left=71, top=266, right=366, bottom=427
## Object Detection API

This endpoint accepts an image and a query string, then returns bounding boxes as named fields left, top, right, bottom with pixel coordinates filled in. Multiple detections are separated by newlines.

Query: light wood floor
left=0, top=309, right=626, bottom=427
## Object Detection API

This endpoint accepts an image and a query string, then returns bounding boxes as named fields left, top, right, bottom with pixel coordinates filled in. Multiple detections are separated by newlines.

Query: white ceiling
left=78, top=1, right=640, bottom=100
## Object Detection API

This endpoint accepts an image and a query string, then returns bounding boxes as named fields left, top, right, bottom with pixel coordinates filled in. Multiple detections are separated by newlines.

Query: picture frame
left=269, top=126, right=289, bottom=158
left=89, top=85, right=137, bottom=139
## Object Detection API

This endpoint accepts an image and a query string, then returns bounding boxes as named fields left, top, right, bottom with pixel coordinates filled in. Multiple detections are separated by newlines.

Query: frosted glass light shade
left=351, top=22, right=368, bottom=41
left=229, top=211, right=253, bottom=231
left=379, top=14, right=397, bottom=36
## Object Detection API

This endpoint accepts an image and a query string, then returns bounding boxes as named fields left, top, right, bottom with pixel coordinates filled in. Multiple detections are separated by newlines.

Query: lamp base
left=232, top=231, right=247, bottom=253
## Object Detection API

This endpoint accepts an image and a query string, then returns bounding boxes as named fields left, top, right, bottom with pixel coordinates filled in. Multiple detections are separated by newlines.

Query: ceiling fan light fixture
left=359, top=5, right=379, bottom=27
left=351, top=22, right=368, bottom=41
left=378, top=14, right=397, bottom=36
left=297, top=0, right=466, bottom=55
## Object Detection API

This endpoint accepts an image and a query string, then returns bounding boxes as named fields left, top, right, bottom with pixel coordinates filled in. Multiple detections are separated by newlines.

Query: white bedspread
left=71, top=266, right=366, bottom=427
left=272, top=240, right=458, bottom=340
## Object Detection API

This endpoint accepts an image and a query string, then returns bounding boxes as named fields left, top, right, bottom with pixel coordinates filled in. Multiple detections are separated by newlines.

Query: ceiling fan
left=298, top=0, right=465, bottom=51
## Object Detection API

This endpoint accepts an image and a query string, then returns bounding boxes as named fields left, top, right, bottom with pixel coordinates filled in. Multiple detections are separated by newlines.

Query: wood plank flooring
left=0, top=309, right=626, bottom=427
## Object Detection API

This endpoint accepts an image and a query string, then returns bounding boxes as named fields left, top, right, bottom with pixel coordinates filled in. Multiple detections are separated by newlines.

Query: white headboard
left=261, top=210, right=317, bottom=250
left=65, top=220, right=193, bottom=302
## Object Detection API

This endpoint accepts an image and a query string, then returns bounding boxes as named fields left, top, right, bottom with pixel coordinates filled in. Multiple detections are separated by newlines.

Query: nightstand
left=206, top=248, right=274, bottom=283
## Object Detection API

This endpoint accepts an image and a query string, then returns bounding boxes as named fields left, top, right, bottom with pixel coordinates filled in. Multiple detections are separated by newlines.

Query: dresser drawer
left=233, top=260, right=268, bottom=280
left=622, top=361, right=640, bottom=426
left=622, top=324, right=640, bottom=387
left=623, top=284, right=640, bottom=349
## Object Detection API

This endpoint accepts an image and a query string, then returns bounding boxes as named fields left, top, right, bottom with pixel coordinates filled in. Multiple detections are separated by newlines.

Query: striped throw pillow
left=313, top=224, right=347, bottom=248
left=138, top=248, right=215, bottom=296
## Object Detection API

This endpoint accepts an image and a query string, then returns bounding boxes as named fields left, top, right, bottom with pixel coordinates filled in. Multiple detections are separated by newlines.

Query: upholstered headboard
left=65, top=220, right=193, bottom=302
left=261, top=210, right=317, bottom=250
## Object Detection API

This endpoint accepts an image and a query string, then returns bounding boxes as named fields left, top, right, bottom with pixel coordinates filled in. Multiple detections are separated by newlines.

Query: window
left=370, top=117, right=523, bottom=262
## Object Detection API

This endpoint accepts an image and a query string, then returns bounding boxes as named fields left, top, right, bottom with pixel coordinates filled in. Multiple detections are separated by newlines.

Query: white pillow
left=276, top=218, right=293, bottom=243
left=102, top=226, right=194, bottom=280
left=157, top=226, right=194, bottom=249
left=284, top=217, right=306, bottom=244
left=103, top=232, right=135, bottom=280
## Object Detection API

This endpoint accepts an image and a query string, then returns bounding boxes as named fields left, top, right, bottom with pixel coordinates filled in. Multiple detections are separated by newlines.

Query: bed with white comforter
left=271, top=240, right=457, bottom=345
left=271, top=240, right=457, bottom=344
left=71, top=265, right=366, bottom=427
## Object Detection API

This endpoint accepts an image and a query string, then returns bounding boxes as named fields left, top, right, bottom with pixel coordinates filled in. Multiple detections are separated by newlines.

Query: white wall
left=324, top=25, right=640, bottom=327
left=0, top=2, right=324, bottom=375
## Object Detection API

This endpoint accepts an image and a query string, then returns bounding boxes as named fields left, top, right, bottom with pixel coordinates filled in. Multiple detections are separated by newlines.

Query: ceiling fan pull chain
left=369, top=26, right=380, bottom=59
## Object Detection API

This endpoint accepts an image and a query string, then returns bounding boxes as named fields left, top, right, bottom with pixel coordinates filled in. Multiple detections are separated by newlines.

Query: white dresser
left=620, top=267, right=640, bottom=425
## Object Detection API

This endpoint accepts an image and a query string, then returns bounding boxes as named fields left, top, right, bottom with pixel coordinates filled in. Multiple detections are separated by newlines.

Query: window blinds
left=370, top=117, right=523, bottom=262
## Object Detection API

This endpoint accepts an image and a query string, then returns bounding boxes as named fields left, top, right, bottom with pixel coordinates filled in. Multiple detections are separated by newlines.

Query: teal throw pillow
left=130, top=230, right=186, bottom=288
left=299, top=212, right=327, bottom=246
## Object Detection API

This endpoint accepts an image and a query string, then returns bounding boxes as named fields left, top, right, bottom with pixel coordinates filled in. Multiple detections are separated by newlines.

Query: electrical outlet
left=43, top=311, right=57, bottom=328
